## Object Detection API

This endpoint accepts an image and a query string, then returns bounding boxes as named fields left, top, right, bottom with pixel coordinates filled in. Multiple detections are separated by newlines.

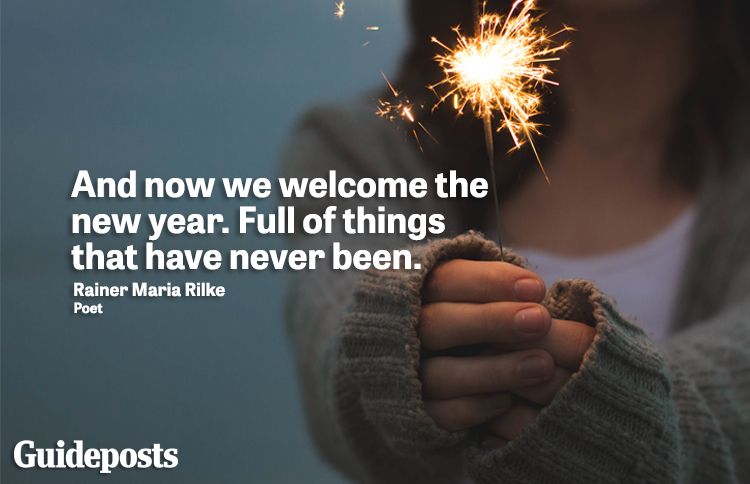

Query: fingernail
left=517, top=355, right=552, bottom=380
left=514, top=307, right=548, bottom=334
left=514, top=278, right=545, bottom=302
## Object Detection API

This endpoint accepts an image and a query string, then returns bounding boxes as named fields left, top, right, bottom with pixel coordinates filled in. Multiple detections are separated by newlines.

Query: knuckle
left=419, top=359, right=436, bottom=393
left=516, top=405, right=540, bottom=424
left=478, top=264, right=504, bottom=301
left=445, top=401, right=475, bottom=431
left=487, top=413, right=508, bottom=434
left=418, top=304, right=448, bottom=350
left=423, top=261, right=453, bottom=298
left=423, top=400, right=442, bottom=424
left=428, top=394, right=512, bottom=432
left=480, top=305, right=503, bottom=338
left=534, top=349, right=555, bottom=370
left=574, top=325, right=596, bottom=365
left=486, top=393, right=512, bottom=414
left=430, top=263, right=448, bottom=285
left=539, top=377, right=563, bottom=403
left=419, top=358, right=446, bottom=398
left=418, top=304, right=436, bottom=334
left=426, top=401, right=466, bottom=432
left=487, top=360, right=512, bottom=389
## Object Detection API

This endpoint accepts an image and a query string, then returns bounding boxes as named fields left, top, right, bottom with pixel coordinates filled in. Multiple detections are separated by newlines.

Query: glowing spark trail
left=334, top=1, right=345, bottom=19
left=430, top=0, right=569, bottom=256
left=366, top=26, right=381, bottom=31
left=377, top=73, right=436, bottom=152
left=431, top=0, right=570, bottom=183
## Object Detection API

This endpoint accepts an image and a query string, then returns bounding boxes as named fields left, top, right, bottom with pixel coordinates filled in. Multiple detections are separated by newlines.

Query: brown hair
left=395, top=1, right=750, bottom=228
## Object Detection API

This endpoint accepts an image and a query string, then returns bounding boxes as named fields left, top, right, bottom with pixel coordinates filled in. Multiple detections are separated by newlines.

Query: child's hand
left=419, top=259, right=595, bottom=435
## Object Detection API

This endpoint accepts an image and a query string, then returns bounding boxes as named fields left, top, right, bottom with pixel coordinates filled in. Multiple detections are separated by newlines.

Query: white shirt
left=515, top=207, right=696, bottom=342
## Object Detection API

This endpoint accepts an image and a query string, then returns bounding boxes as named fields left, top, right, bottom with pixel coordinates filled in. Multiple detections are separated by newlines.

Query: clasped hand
left=419, top=260, right=595, bottom=445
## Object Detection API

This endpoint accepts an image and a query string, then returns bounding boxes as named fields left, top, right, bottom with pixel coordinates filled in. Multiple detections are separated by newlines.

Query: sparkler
left=334, top=1, right=345, bottom=19
left=330, top=0, right=567, bottom=254
left=377, top=72, right=437, bottom=153
left=431, top=0, right=570, bottom=254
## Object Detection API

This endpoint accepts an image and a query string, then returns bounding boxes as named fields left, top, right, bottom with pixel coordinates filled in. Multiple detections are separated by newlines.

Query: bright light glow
left=334, top=1, right=345, bottom=19
left=431, top=0, right=570, bottom=181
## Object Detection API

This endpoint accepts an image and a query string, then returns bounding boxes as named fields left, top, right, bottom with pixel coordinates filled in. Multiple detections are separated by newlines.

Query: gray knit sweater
left=281, top=99, right=750, bottom=484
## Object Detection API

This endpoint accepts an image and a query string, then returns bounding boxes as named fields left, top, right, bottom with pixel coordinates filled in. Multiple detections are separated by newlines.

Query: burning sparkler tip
left=334, top=1, right=345, bottom=19
left=430, top=0, right=569, bottom=180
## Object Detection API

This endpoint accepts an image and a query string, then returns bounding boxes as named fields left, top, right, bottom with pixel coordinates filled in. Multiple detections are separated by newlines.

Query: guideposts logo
left=13, top=440, right=178, bottom=474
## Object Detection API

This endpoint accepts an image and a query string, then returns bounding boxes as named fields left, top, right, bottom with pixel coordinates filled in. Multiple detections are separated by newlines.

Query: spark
left=334, top=1, right=345, bottom=19
left=362, top=41, right=370, bottom=47
left=430, top=0, right=570, bottom=183
left=366, top=26, right=381, bottom=31
left=377, top=72, right=436, bottom=152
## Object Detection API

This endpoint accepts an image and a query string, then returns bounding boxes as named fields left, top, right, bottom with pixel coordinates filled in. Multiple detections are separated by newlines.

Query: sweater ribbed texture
left=281, top=101, right=750, bottom=483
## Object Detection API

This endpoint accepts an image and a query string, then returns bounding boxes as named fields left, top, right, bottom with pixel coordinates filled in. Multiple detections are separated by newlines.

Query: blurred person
left=282, top=0, right=750, bottom=482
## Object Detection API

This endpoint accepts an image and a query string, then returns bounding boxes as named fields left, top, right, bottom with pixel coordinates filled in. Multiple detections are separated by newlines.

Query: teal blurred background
left=1, top=1, right=406, bottom=482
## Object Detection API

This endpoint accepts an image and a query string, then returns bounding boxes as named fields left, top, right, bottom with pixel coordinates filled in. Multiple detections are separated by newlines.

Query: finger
left=421, top=349, right=554, bottom=400
left=493, top=319, right=596, bottom=371
left=424, top=393, right=512, bottom=432
left=487, top=405, right=539, bottom=441
left=513, top=367, right=571, bottom=405
left=419, top=302, right=551, bottom=351
left=422, top=259, right=546, bottom=304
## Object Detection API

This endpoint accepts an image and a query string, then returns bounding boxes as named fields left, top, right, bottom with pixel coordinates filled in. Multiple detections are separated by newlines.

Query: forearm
left=287, top=232, right=525, bottom=483
left=464, top=282, right=749, bottom=484
left=661, top=307, right=750, bottom=483
left=285, top=266, right=362, bottom=478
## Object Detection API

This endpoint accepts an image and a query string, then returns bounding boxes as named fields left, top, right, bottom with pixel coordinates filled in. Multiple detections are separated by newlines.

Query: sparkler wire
left=474, top=0, right=505, bottom=260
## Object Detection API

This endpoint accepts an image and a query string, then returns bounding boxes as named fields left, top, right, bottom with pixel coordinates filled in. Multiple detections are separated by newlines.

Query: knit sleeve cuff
left=338, top=232, right=525, bottom=459
left=466, top=280, right=678, bottom=484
